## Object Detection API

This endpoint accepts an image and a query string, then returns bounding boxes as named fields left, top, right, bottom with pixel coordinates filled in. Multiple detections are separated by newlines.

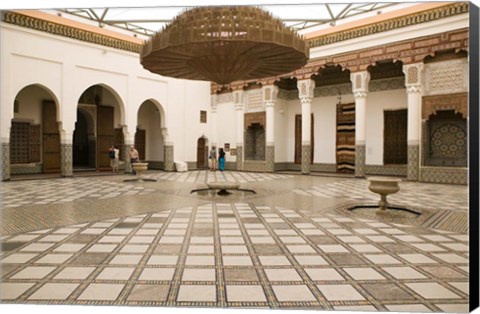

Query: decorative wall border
left=307, top=2, right=468, bottom=48
left=365, top=164, right=407, bottom=177
left=2, top=11, right=141, bottom=53
left=212, top=28, right=468, bottom=93
left=420, top=166, right=467, bottom=185
left=10, top=163, right=43, bottom=175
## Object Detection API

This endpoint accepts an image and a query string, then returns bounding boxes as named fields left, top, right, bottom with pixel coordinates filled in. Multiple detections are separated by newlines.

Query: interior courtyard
left=0, top=1, right=477, bottom=313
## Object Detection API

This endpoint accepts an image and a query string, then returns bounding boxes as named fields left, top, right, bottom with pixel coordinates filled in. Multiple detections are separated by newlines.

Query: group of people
left=209, top=146, right=226, bottom=171
left=109, top=145, right=139, bottom=174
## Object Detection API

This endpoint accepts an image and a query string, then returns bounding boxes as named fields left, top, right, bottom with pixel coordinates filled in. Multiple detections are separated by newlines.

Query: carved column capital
left=353, top=91, right=368, bottom=99
left=297, top=79, right=315, bottom=99
left=350, top=71, right=370, bottom=96
left=262, top=85, right=279, bottom=103
left=403, top=62, right=424, bottom=94
left=299, top=96, right=313, bottom=105
left=406, top=85, right=422, bottom=94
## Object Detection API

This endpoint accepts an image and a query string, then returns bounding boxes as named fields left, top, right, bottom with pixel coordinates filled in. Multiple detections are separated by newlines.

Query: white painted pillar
left=297, top=79, right=315, bottom=174
left=350, top=71, right=370, bottom=177
left=403, top=63, right=424, bottom=181
left=210, top=94, right=218, bottom=149
left=263, top=86, right=278, bottom=172
left=234, top=91, right=244, bottom=170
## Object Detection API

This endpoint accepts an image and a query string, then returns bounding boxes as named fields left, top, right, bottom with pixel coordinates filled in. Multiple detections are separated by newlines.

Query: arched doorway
left=73, top=108, right=95, bottom=169
left=10, top=85, right=60, bottom=174
left=136, top=100, right=164, bottom=168
left=197, top=137, right=208, bottom=168
left=73, top=84, right=124, bottom=171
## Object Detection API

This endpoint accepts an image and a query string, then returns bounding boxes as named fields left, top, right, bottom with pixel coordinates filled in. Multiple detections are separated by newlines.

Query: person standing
left=218, top=148, right=225, bottom=171
left=112, top=146, right=120, bottom=173
left=109, top=146, right=116, bottom=172
left=128, top=145, right=139, bottom=175
left=209, top=146, right=217, bottom=171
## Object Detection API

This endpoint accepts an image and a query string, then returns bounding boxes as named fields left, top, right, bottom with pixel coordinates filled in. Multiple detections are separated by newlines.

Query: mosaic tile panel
left=60, top=144, right=73, bottom=177
left=123, top=144, right=132, bottom=174
left=365, top=165, right=407, bottom=177
left=301, top=145, right=311, bottom=175
left=164, top=145, right=175, bottom=171
left=408, top=145, right=420, bottom=181
left=10, top=164, right=42, bottom=175
left=0, top=203, right=469, bottom=310
left=420, top=167, right=467, bottom=185
left=243, top=161, right=267, bottom=172
left=265, top=145, right=275, bottom=173
left=355, top=145, right=366, bottom=177
left=311, top=163, right=339, bottom=173
left=2, top=142, right=11, bottom=181
left=236, top=146, right=243, bottom=171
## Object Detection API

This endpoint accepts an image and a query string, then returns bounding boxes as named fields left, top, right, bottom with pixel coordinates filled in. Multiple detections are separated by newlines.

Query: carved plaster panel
left=217, top=93, right=234, bottom=104
left=245, top=90, right=264, bottom=113
left=424, top=59, right=468, bottom=96
left=369, top=77, right=405, bottom=92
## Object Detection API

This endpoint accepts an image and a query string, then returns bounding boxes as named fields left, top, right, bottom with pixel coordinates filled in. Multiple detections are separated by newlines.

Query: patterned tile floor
left=0, top=171, right=470, bottom=312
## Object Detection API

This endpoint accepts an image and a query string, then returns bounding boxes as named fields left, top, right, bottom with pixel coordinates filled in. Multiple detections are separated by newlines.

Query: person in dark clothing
left=218, top=148, right=225, bottom=171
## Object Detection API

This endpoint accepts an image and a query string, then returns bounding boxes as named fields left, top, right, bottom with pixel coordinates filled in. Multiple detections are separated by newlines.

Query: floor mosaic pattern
left=1, top=203, right=469, bottom=311
left=144, top=170, right=290, bottom=184
left=1, top=178, right=156, bottom=209
left=1, top=171, right=470, bottom=311
left=292, top=179, right=468, bottom=212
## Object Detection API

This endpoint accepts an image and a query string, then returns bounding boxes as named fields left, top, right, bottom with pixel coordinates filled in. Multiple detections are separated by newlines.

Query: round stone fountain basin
left=367, top=176, right=402, bottom=212
left=132, top=162, right=149, bottom=175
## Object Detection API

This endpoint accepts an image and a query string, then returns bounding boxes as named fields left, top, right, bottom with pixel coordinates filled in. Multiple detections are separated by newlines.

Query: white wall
left=216, top=100, right=237, bottom=162
left=274, top=99, right=288, bottom=162
left=1, top=23, right=211, bottom=163
left=365, top=88, right=407, bottom=165
left=13, top=85, right=53, bottom=125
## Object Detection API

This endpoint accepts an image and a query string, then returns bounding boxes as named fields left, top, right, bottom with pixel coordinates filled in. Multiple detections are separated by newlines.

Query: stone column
left=264, top=86, right=278, bottom=172
left=124, top=133, right=134, bottom=174
left=403, top=63, right=424, bottom=181
left=1, top=138, right=10, bottom=181
left=60, top=132, right=73, bottom=177
left=162, top=128, right=175, bottom=171
left=234, top=91, right=244, bottom=171
left=297, top=79, right=315, bottom=175
left=351, top=71, right=370, bottom=177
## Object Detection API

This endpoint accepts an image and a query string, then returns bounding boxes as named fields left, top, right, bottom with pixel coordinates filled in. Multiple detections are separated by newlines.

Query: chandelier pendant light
left=140, top=6, right=309, bottom=85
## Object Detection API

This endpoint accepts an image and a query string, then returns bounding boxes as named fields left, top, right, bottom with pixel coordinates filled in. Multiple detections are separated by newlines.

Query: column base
left=407, top=144, right=419, bottom=181
left=61, top=143, right=73, bottom=177
left=164, top=145, right=175, bottom=171
left=1, top=142, right=10, bottom=181
left=301, top=145, right=311, bottom=175
left=266, top=145, right=275, bottom=173
left=236, top=146, right=243, bottom=171
left=355, top=145, right=366, bottom=177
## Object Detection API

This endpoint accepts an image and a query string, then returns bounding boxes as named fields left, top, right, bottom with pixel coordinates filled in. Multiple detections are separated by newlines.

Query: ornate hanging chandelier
left=140, top=6, right=309, bottom=85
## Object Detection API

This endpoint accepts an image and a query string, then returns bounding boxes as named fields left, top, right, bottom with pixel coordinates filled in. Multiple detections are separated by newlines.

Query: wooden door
left=135, top=129, right=146, bottom=160
left=294, top=114, right=314, bottom=164
left=97, top=105, right=114, bottom=170
left=384, top=109, right=407, bottom=164
left=197, top=137, right=206, bottom=168
left=336, top=102, right=355, bottom=173
left=42, top=101, right=61, bottom=173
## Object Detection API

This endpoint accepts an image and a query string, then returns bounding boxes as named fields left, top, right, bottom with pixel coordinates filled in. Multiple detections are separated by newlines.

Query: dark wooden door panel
left=114, top=128, right=124, bottom=160
left=294, top=114, right=314, bottom=164
left=97, top=106, right=114, bottom=170
left=336, top=102, right=355, bottom=173
left=42, top=101, right=60, bottom=173
left=135, top=129, right=146, bottom=160
left=197, top=137, right=206, bottom=168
